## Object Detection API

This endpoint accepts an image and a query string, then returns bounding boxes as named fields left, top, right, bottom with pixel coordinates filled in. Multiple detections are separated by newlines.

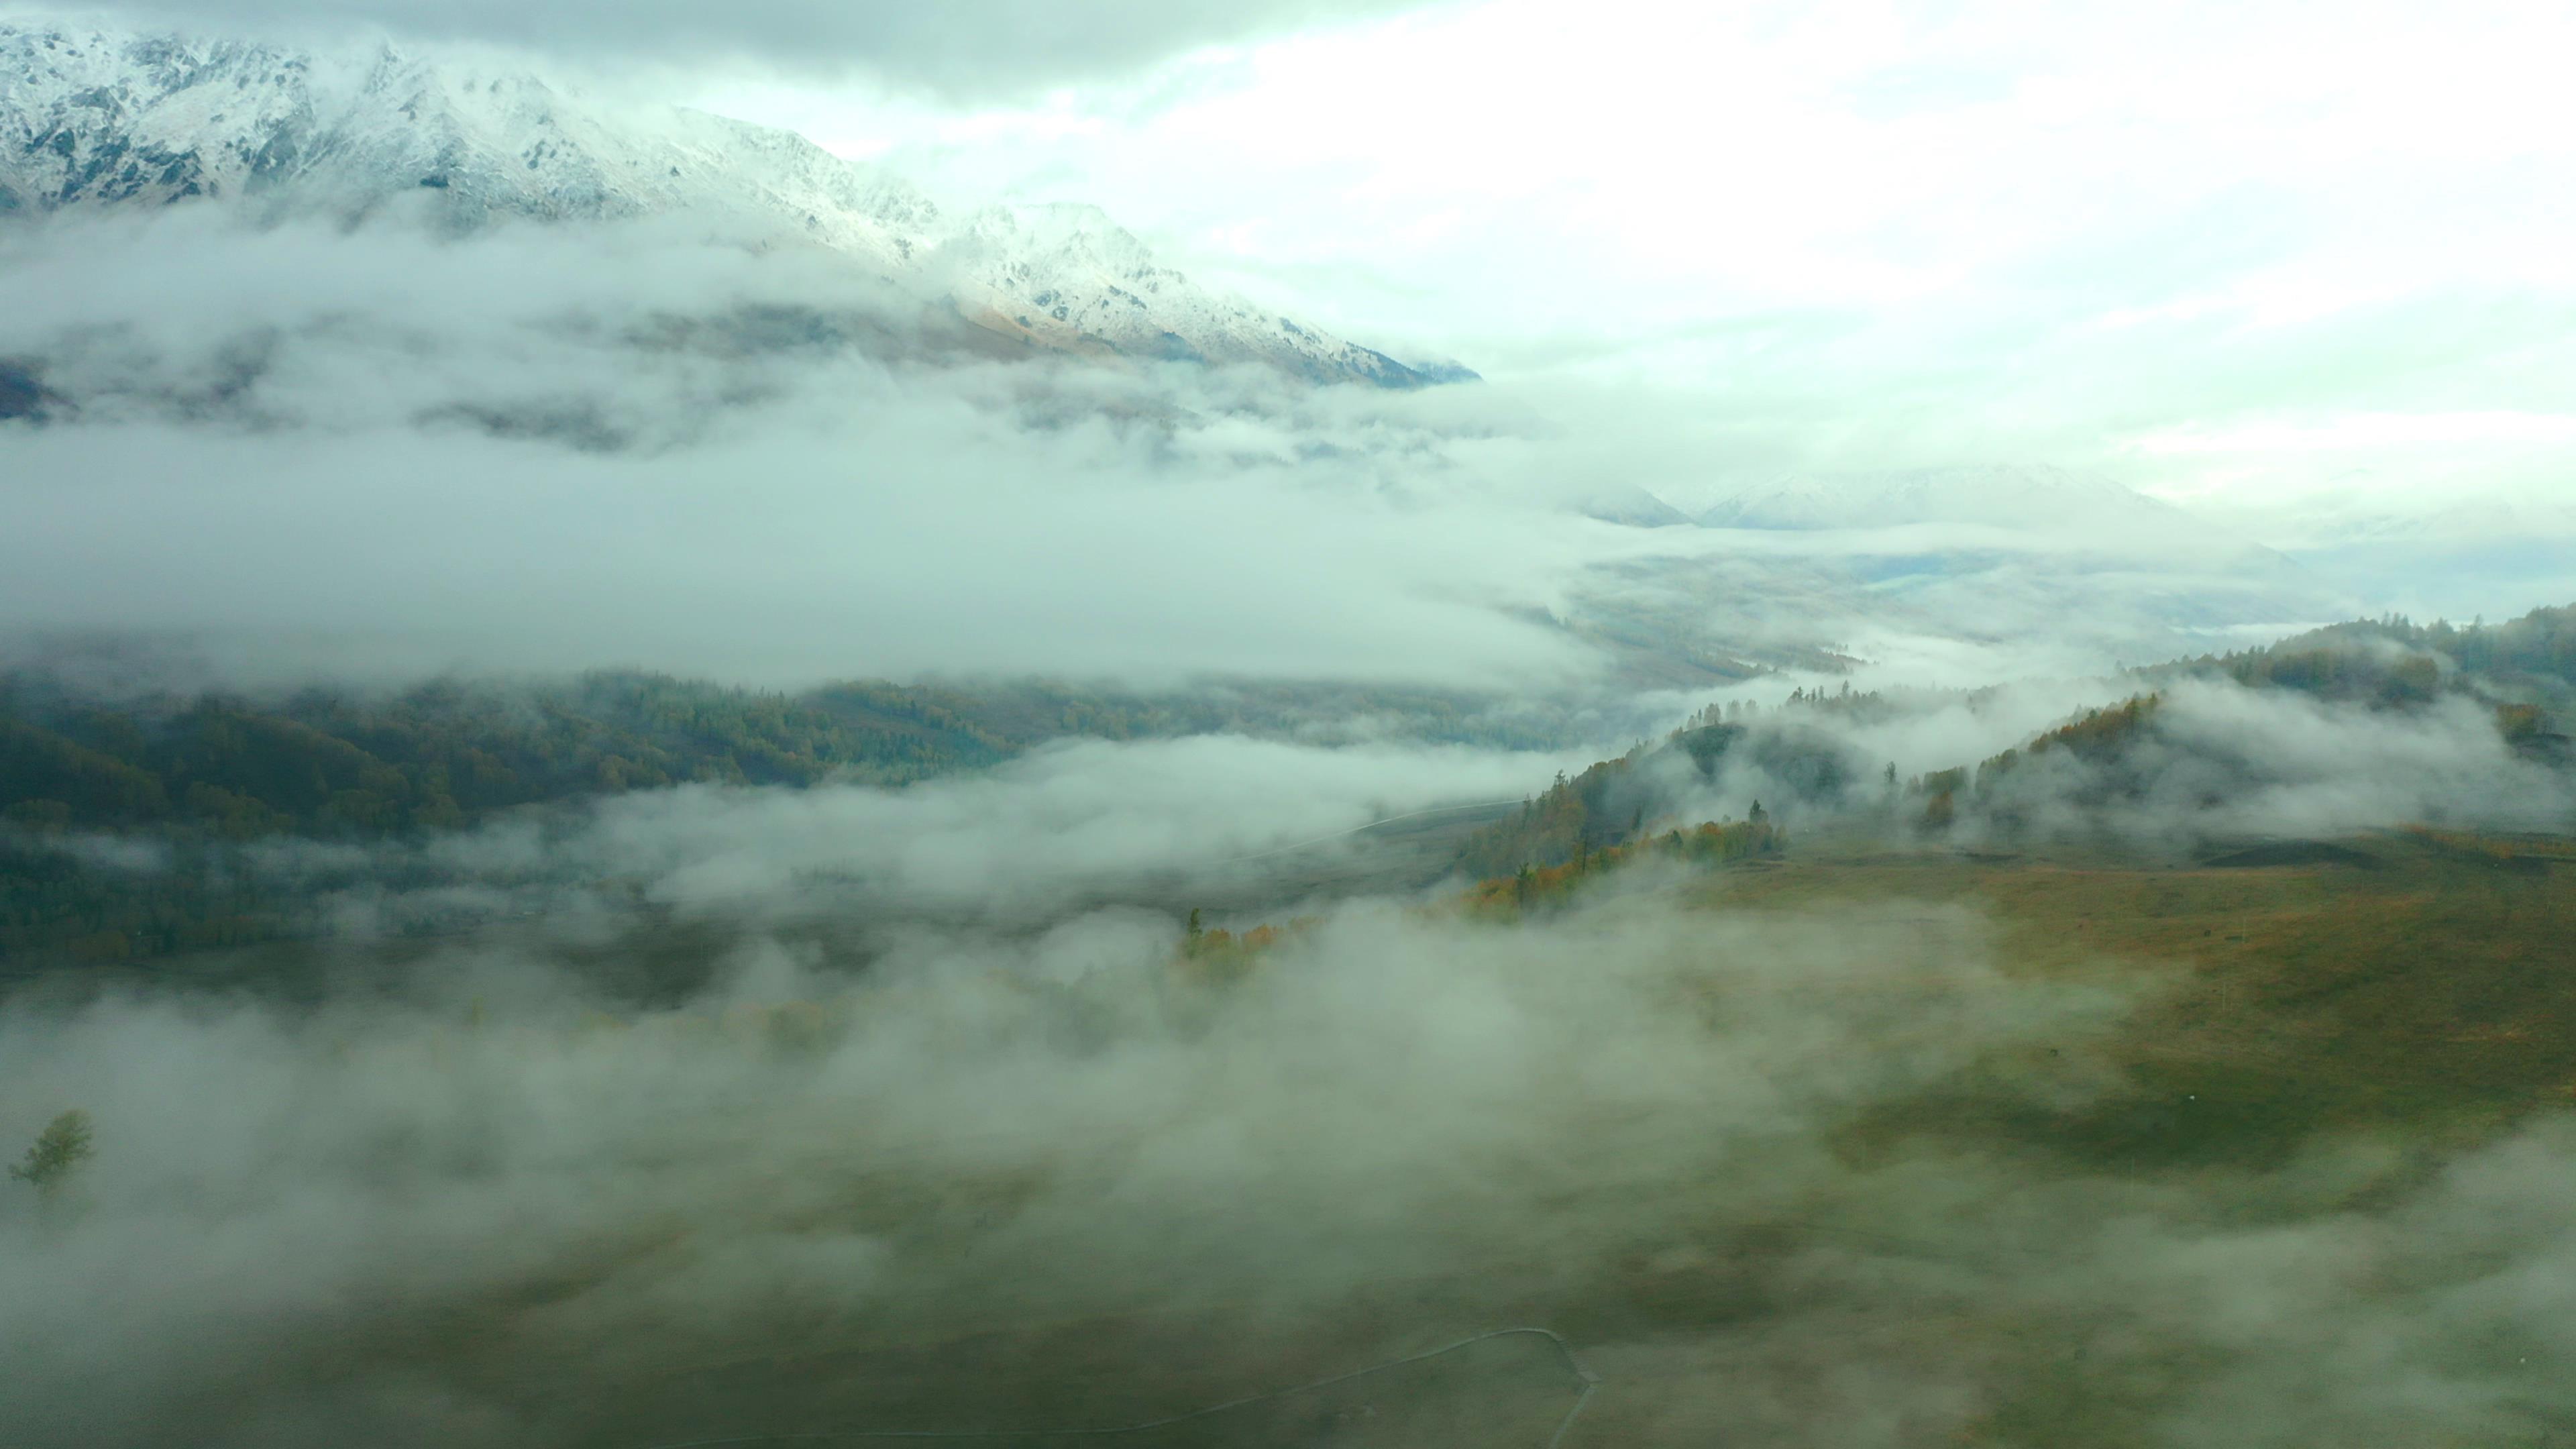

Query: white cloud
left=2135, top=413, right=2576, bottom=457
left=702, top=0, right=2576, bottom=512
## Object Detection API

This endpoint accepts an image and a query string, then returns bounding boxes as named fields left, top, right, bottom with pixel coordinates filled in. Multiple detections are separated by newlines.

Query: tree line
left=0, top=667, right=1582, bottom=965
left=2, top=669, right=1591, bottom=843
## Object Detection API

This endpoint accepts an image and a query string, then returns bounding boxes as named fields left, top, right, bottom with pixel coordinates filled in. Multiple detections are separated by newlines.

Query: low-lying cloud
left=1, top=211, right=1620, bottom=688
left=0, top=207, right=2364, bottom=696
left=1, top=877, right=2122, bottom=1447
left=282, top=733, right=1587, bottom=930
left=9, top=856, right=2576, bottom=1447
left=1947, top=678, right=2576, bottom=847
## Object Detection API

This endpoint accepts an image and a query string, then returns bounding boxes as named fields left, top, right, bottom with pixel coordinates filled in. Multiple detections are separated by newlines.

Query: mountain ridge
left=1693, top=464, right=2202, bottom=535
left=0, top=17, right=1462, bottom=388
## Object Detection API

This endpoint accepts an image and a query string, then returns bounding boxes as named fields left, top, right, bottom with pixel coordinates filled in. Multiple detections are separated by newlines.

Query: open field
left=1708, top=828, right=2576, bottom=1169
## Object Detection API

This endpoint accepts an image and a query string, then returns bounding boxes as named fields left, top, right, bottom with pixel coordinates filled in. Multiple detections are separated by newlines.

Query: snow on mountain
left=0, top=18, right=1456, bottom=388
left=1694, top=464, right=2198, bottom=535
left=1574, top=484, right=1694, bottom=528
left=924, top=200, right=1437, bottom=384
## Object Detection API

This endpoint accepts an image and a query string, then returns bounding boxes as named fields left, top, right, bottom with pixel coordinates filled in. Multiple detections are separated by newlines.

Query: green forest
left=1458, top=603, right=2576, bottom=875
left=6, top=604, right=2572, bottom=969
left=2165, top=602, right=2576, bottom=702
left=0, top=669, right=1582, bottom=841
left=0, top=668, right=1570, bottom=965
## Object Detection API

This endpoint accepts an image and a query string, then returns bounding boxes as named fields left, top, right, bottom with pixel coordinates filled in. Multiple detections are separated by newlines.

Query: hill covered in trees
left=0, top=667, right=1593, bottom=964
left=0, top=669, right=1596, bottom=843
left=1455, top=705, right=1855, bottom=879
left=1460, top=603, right=2576, bottom=878
left=1911, top=604, right=2576, bottom=837
left=8, top=603, right=2573, bottom=969
left=2162, top=602, right=2576, bottom=704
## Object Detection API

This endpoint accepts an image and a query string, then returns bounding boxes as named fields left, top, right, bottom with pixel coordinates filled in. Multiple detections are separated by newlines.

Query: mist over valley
left=5, top=6, right=2576, bottom=1446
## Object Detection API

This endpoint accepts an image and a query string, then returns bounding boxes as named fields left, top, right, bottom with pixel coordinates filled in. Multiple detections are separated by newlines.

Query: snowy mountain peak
left=0, top=17, right=1459, bottom=388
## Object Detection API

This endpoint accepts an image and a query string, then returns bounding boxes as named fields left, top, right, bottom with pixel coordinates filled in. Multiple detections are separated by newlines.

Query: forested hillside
left=1463, top=604, right=2576, bottom=876
left=2167, top=602, right=2576, bottom=701
left=1456, top=697, right=1861, bottom=877
left=0, top=668, right=1577, bottom=964
left=9, top=606, right=2572, bottom=967
left=1892, top=606, right=2576, bottom=839
left=0, top=669, right=1573, bottom=841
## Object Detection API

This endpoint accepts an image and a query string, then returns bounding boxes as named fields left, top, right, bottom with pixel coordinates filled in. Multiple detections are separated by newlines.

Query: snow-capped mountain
left=1695, top=465, right=2200, bottom=535
left=1574, top=484, right=1694, bottom=528
left=0, top=18, right=1454, bottom=388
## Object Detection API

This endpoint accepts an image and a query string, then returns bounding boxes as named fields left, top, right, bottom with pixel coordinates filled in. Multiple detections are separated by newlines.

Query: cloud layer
left=10, top=851, right=2576, bottom=1446
left=0, top=876, right=2126, bottom=1446
left=3, top=206, right=2363, bottom=693
left=0, top=210, right=1608, bottom=688
left=733, top=0, right=2576, bottom=551
left=22, top=0, right=1438, bottom=96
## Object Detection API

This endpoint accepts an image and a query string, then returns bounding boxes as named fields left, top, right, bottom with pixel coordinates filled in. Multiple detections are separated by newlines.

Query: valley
left=7, top=5, right=2575, bottom=1445
left=17, top=823, right=2569, bottom=1448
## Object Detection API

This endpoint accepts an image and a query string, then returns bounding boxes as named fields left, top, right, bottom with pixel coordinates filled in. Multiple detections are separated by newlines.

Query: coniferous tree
left=10, top=1110, right=93, bottom=1199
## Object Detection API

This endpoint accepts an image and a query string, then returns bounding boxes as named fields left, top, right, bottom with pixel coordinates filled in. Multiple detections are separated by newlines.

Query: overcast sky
left=676, top=0, right=2576, bottom=515
left=6, top=0, right=2572, bottom=685
left=23, top=0, right=2576, bottom=515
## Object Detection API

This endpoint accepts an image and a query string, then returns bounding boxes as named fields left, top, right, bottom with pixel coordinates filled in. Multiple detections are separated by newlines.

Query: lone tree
left=10, top=1110, right=95, bottom=1197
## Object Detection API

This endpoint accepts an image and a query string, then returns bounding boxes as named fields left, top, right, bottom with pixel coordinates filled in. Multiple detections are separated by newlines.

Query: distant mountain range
left=1554, top=465, right=2357, bottom=683
left=1583, top=465, right=2233, bottom=541
left=0, top=17, right=1466, bottom=388
left=1685, top=465, right=2206, bottom=535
